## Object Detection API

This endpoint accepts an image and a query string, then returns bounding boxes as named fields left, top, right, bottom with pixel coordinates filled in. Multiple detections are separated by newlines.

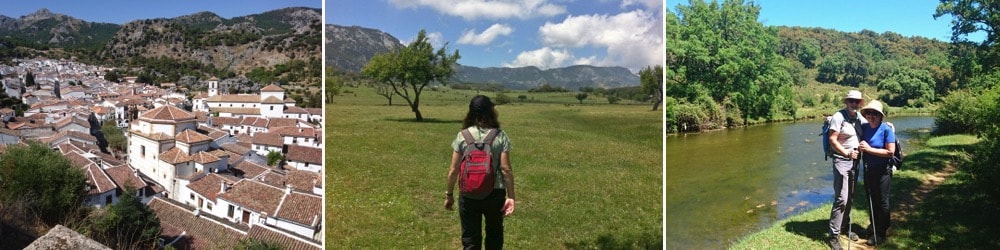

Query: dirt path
left=844, top=163, right=960, bottom=249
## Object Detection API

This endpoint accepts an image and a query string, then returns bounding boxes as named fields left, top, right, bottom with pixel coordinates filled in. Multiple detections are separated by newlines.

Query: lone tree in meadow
left=363, top=29, right=461, bottom=122
left=575, top=92, right=588, bottom=104
left=640, top=65, right=663, bottom=111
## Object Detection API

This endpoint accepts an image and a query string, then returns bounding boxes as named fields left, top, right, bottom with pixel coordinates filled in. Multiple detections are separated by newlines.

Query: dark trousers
left=864, top=163, right=892, bottom=238
left=459, top=189, right=506, bottom=250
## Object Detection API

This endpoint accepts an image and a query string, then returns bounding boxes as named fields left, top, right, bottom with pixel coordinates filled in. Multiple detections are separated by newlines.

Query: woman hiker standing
left=445, top=95, right=517, bottom=250
left=859, top=100, right=896, bottom=246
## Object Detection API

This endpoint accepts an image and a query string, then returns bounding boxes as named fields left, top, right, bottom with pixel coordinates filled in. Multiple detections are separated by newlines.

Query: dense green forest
left=669, top=0, right=1000, bottom=204
left=666, top=0, right=972, bottom=133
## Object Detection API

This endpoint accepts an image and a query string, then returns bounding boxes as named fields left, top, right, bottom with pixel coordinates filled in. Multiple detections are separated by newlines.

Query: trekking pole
left=848, top=149, right=860, bottom=250
left=865, top=154, right=878, bottom=246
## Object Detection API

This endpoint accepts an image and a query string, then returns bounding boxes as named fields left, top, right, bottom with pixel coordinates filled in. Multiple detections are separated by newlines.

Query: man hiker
left=827, top=90, right=867, bottom=250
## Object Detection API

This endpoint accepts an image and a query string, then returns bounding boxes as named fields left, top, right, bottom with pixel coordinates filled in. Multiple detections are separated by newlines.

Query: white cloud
left=535, top=10, right=664, bottom=71
left=620, top=0, right=663, bottom=10
left=458, top=23, right=514, bottom=45
left=388, top=0, right=567, bottom=20
left=503, top=47, right=593, bottom=69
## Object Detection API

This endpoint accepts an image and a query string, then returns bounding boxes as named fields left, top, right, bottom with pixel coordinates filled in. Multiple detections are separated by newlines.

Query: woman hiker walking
left=445, top=95, right=517, bottom=250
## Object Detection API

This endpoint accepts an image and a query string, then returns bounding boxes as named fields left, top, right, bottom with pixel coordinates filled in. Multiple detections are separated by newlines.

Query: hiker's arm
left=500, top=151, right=516, bottom=216
left=444, top=151, right=461, bottom=210
left=829, top=130, right=857, bottom=159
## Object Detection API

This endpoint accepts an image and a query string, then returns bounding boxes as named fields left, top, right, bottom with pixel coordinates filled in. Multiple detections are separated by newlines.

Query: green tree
left=24, top=71, right=35, bottom=87
left=877, top=67, right=936, bottom=107
left=0, top=141, right=87, bottom=226
left=668, top=0, right=795, bottom=125
left=640, top=65, right=664, bottom=110
left=89, top=187, right=161, bottom=249
left=101, top=120, right=127, bottom=153
left=575, top=92, right=589, bottom=104
left=104, top=70, right=120, bottom=83
left=935, top=0, right=1000, bottom=71
left=235, top=238, right=281, bottom=250
left=495, top=91, right=512, bottom=105
left=362, top=29, right=461, bottom=121
left=267, top=151, right=284, bottom=166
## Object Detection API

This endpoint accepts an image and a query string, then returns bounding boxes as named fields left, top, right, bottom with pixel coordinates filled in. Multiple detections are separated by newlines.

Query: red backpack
left=459, top=128, right=500, bottom=199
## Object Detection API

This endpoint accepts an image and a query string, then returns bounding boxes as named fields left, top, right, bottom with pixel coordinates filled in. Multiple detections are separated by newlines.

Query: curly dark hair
left=462, top=95, right=500, bottom=129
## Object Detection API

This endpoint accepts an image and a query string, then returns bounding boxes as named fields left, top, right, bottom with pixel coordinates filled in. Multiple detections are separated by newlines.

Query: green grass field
left=730, top=134, right=989, bottom=249
left=325, top=86, right=663, bottom=249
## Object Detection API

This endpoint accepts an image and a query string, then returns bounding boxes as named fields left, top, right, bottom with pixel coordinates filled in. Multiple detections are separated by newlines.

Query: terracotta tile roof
left=209, top=107, right=260, bottom=115
left=260, top=84, right=284, bottom=92
left=187, top=173, right=228, bottom=201
left=251, top=132, right=284, bottom=147
left=104, top=165, right=146, bottom=190
left=208, top=76, right=220, bottom=81
left=63, top=150, right=94, bottom=168
left=241, top=117, right=270, bottom=127
left=198, top=125, right=229, bottom=139
left=285, top=170, right=319, bottom=192
left=220, top=143, right=252, bottom=155
left=217, top=180, right=284, bottom=214
left=271, top=126, right=315, bottom=138
left=139, top=105, right=196, bottom=122
left=266, top=118, right=299, bottom=129
left=224, top=151, right=244, bottom=164
left=244, top=226, right=321, bottom=250
left=284, top=106, right=308, bottom=114
left=86, top=163, right=116, bottom=195
left=148, top=198, right=243, bottom=250
left=244, top=222, right=322, bottom=250
left=206, top=94, right=261, bottom=103
left=211, top=116, right=242, bottom=126
left=57, top=143, right=83, bottom=155
left=129, top=130, right=174, bottom=141
left=159, top=147, right=192, bottom=164
left=284, top=98, right=295, bottom=103
left=232, top=161, right=269, bottom=178
left=234, top=134, right=253, bottom=143
left=193, top=92, right=208, bottom=99
left=192, top=151, right=221, bottom=164
left=261, top=96, right=284, bottom=104
left=285, top=145, right=321, bottom=165
left=175, top=129, right=213, bottom=144
left=54, top=116, right=91, bottom=129
left=275, top=192, right=321, bottom=227
left=257, top=171, right=286, bottom=188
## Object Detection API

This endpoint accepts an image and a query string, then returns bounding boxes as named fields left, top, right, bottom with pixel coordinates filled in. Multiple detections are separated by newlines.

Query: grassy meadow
left=731, top=134, right=998, bottom=249
left=324, top=86, right=663, bottom=248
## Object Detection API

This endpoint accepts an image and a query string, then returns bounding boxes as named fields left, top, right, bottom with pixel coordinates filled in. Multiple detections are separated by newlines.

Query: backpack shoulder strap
left=483, top=129, right=500, bottom=145
left=460, top=129, right=476, bottom=146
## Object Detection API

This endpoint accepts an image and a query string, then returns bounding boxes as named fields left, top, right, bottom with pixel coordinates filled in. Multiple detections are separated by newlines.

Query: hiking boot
left=828, top=236, right=843, bottom=250
left=861, top=227, right=874, bottom=238
left=844, top=231, right=859, bottom=241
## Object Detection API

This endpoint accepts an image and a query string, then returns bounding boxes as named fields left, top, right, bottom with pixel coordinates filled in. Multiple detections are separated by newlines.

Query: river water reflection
left=665, top=116, right=934, bottom=248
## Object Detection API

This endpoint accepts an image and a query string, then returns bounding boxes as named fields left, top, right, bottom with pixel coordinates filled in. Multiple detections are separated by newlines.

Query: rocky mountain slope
left=325, top=24, right=639, bottom=89
left=100, top=7, right=321, bottom=75
left=0, top=8, right=119, bottom=49
left=325, top=24, right=403, bottom=73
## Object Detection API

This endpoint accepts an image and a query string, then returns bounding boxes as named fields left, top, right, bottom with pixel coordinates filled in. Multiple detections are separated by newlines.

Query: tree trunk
left=413, top=108, right=423, bottom=122
left=652, top=98, right=662, bottom=111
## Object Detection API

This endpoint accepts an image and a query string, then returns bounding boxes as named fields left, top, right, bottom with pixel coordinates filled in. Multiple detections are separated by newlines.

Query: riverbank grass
left=325, top=86, right=662, bottom=248
left=731, top=134, right=985, bottom=249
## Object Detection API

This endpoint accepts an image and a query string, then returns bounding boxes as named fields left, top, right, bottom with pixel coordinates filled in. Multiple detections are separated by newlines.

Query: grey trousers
left=829, top=157, right=858, bottom=237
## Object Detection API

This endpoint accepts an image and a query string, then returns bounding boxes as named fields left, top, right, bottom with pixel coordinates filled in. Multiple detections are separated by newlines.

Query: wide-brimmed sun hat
left=843, top=90, right=863, bottom=100
left=861, top=100, right=885, bottom=117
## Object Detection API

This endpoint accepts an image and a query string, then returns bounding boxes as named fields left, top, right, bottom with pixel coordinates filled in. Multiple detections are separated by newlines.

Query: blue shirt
left=861, top=122, right=896, bottom=166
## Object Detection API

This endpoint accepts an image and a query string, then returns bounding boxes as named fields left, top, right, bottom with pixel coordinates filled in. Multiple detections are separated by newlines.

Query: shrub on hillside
left=934, top=89, right=982, bottom=135
left=495, top=92, right=512, bottom=105
left=965, top=87, right=1000, bottom=198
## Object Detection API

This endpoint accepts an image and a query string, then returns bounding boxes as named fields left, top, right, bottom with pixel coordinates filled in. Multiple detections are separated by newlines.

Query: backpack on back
left=459, top=129, right=500, bottom=199
left=821, top=110, right=860, bottom=161
left=885, top=123, right=904, bottom=171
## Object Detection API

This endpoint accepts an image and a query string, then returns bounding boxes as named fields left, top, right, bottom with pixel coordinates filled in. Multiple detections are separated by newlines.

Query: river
left=665, top=116, right=935, bottom=248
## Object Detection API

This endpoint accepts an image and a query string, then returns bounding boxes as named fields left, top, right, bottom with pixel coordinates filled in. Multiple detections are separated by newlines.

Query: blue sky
left=328, top=0, right=665, bottom=72
left=1, top=0, right=321, bottom=24
left=669, top=0, right=984, bottom=43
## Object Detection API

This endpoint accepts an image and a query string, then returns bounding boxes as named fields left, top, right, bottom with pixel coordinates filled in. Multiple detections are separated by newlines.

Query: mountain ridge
left=325, top=24, right=639, bottom=90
